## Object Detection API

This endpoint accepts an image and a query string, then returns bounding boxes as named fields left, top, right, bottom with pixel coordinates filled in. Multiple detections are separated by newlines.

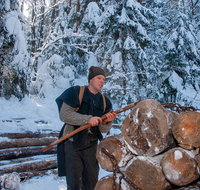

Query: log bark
left=121, top=99, right=178, bottom=156
left=0, top=157, right=57, bottom=174
left=172, top=111, right=200, bottom=150
left=94, top=174, right=129, bottom=190
left=161, top=147, right=199, bottom=186
left=0, top=154, right=56, bottom=166
left=195, top=154, right=200, bottom=172
left=0, top=131, right=59, bottom=139
left=0, top=146, right=56, bottom=160
left=19, top=169, right=58, bottom=180
left=125, top=155, right=171, bottom=190
left=96, top=135, right=133, bottom=171
left=0, top=137, right=58, bottom=149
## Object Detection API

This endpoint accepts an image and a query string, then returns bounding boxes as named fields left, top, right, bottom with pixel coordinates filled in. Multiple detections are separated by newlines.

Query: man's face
left=89, top=75, right=105, bottom=92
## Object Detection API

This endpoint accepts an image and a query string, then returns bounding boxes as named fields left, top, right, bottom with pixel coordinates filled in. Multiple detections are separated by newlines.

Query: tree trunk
left=95, top=174, right=128, bottom=190
left=0, top=146, right=56, bottom=160
left=76, top=0, right=80, bottom=32
left=0, top=154, right=56, bottom=166
left=0, top=137, right=57, bottom=149
left=161, top=147, right=199, bottom=186
left=19, top=169, right=58, bottom=180
left=0, top=131, right=59, bottom=138
left=0, top=157, right=57, bottom=174
left=51, top=0, right=57, bottom=22
left=0, top=55, right=3, bottom=97
left=121, top=99, right=178, bottom=156
left=38, top=0, right=45, bottom=47
left=172, top=111, right=200, bottom=150
left=125, top=155, right=171, bottom=190
left=96, top=135, right=133, bottom=172
left=31, top=0, right=36, bottom=55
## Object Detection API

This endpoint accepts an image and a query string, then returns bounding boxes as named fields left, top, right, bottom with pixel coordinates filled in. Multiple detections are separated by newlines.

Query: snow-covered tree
left=159, top=0, right=200, bottom=106
left=84, top=0, right=157, bottom=115
left=0, top=0, right=29, bottom=100
left=1, top=0, right=200, bottom=118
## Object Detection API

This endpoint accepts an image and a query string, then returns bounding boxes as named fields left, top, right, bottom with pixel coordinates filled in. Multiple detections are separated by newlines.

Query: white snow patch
left=146, top=110, right=153, bottom=118
left=174, top=150, right=183, bottom=160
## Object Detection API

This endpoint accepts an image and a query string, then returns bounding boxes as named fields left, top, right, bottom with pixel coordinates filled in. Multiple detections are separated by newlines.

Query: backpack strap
left=102, top=94, right=106, bottom=113
left=75, top=86, right=85, bottom=112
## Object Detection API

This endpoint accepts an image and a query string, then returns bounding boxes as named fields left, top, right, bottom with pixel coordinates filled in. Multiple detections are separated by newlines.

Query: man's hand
left=89, top=117, right=102, bottom=126
left=88, top=111, right=117, bottom=127
left=104, top=111, right=117, bottom=123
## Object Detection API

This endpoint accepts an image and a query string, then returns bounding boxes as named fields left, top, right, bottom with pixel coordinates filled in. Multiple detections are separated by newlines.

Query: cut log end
left=125, top=156, right=171, bottom=190
left=95, top=174, right=130, bottom=190
left=96, top=135, right=133, bottom=171
left=172, top=111, right=200, bottom=149
left=121, top=99, right=176, bottom=157
left=161, top=148, right=199, bottom=186
left=4, top=172, right=20, bottom=190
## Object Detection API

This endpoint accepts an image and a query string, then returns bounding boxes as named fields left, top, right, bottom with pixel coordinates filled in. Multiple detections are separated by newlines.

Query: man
left=56, top=66, right=117, bottom=190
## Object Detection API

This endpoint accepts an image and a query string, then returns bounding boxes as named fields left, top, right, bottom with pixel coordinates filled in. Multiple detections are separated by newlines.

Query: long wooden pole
left=42, top=100, right=141, bottom=152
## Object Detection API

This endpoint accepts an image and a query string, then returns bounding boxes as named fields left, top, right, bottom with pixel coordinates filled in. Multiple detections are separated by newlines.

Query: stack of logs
left=0, top=130, right=59, bottom=189
left=95, top=99, right=200, bottom=190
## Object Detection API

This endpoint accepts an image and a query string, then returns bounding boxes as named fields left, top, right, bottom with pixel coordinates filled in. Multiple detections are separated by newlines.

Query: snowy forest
left=0, top=0, right=200, bottom=123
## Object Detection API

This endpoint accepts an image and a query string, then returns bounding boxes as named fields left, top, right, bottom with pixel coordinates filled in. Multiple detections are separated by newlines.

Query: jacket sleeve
left=60, top=102, right=92, bottom=126
left=99, top=121, right=112, bottom=133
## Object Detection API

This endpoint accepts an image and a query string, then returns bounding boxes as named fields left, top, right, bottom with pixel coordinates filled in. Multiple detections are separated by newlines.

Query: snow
left=0, top=95, right=116, bottom=189
left=5, top=0, right=10, bottom=11
left=146, top=110, right=153, bottom=118
left=20, top=175, right=67, bottom=190
left=169, top=71, right=200, bottom=106
left=174, top=150, right=183, bottom=160
left=132, top=108, right=139, bottom=124
left=110, top=52, right=122, bottom=69
left=164, top=163, right=179, bottom=181
left=4, top=11, right=27, bottom=56
left=124, top=139, right=138, bottom=155
left=4, top=173, right=20, bottom=190
left=82, top=2, right=101, bottom=26
left=124, top=36, right=136, bottom=50
left=1, top=0, right=200, bottom=188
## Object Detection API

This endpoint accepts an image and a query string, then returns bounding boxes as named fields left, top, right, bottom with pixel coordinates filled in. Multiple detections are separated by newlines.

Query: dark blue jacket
left=56, top=85, right=112, bottom=176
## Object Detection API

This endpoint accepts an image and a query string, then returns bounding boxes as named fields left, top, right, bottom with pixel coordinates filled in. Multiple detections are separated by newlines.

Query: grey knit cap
left=88, top=66, right=105, bottom=83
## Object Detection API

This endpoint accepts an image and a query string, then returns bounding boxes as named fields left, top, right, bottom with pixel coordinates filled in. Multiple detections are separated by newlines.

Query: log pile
left=0, top=130, right=59, bottom=189
left=95, top=99, right=200, bottom=190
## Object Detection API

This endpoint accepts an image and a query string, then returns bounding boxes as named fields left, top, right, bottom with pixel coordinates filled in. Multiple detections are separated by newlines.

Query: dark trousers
left=64, top=140, right=99, bottom=190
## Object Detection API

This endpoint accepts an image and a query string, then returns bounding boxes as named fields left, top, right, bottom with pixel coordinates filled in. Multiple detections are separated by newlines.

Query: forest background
left=0, top=0, right=200, bottom=123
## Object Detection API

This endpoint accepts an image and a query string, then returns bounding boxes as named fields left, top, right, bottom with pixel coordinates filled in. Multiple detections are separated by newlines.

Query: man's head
left=88, top=66, right=105, bottom=94
left=88, top=66, right=105, bottom=83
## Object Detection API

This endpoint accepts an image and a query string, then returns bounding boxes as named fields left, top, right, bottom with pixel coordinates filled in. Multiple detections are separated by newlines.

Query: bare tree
left=76, top=0, right=80, bottom=32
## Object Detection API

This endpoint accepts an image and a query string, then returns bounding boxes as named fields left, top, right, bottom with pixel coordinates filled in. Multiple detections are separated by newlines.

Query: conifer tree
left=0, top=0, right=28, bottom=100
left=87, top=0, right=157, bottom=116
left=160, top=0, right=200, bottom=103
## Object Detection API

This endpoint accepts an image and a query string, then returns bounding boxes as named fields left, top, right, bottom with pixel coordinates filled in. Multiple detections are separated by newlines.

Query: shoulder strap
left=101, top=94, right=106, bottom=113
left=75, top=86, right=85, bottom=112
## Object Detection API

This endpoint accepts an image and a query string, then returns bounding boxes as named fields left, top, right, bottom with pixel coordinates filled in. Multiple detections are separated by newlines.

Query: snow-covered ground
left=1, top=96, right=200, bottom=190
left=0, top=96, right=118, bottom=189
left=17, top=167, right=111, bottom=189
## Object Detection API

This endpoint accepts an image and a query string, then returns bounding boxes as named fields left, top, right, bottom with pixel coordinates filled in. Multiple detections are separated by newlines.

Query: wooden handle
left=42, top=99, right=141, bottom=152
left=42, top=123, right=91, bottom=152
